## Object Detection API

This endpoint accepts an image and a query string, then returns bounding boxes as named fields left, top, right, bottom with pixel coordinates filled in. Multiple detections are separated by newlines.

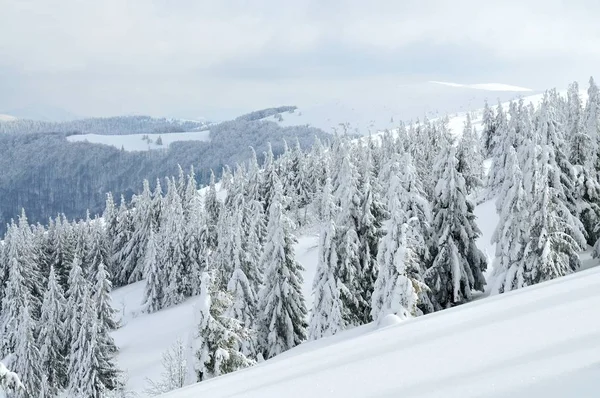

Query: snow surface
left=430, top=81, right=533, bottom=92
left=66, top=131, right=210, bottom=152
left=0, top=114, right=16, bottom=122
left=161, top=265, right=600, bottom=398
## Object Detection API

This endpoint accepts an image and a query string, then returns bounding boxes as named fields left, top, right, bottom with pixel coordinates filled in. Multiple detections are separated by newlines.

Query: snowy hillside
left=111, top=231, right=320, bottom=395
left=67, top=131, right=211, bottom=152
left=109, top=87, right=587, bottom=396
left=161, top=265, right=600, bottom=398
left=258, top=82, right=541, bottom=134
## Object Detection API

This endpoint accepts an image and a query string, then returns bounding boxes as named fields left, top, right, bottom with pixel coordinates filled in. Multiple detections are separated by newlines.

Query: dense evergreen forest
left=3, top=79, right=600, bottom=397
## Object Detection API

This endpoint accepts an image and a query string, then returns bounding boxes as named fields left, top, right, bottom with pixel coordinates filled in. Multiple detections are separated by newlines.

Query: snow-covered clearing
left=67, top=131, right=210, bottom=152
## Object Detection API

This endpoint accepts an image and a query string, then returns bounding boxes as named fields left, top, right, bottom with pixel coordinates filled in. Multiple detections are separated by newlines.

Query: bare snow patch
left=0, top=114, right=17, bottom=121
left=67, top=131, right=210, bottom=152
left=430, top=81, right=533, bottom=92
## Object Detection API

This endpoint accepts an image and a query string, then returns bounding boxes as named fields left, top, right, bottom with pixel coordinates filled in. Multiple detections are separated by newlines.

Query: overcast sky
left=1, top=0, right=599, bottom=121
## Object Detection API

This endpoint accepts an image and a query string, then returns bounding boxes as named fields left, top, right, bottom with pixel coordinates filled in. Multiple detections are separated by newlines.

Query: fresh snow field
left=160, top=265, right=600, bottom=398
left=110, top=89, right=599, bottom=397
left=66, top=131, right=210, bottom=152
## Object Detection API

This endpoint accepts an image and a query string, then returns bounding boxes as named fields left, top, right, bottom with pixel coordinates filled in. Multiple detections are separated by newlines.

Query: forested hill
left=0, top=115, right=208, bottom=135
left=0, top=118, right=328, bottom=235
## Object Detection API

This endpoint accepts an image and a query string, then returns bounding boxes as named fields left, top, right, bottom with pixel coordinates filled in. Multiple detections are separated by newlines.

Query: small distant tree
left=156, top=136, right=163, bottom=146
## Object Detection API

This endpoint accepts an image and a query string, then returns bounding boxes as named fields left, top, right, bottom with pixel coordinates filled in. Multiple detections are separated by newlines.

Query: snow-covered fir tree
left=426, top=147, right=487, bottom=309
left=37, top=266, right=68, bottom=394
left=523, top=146, right=583, bottom=284
left=490, top=147, right=529, bottom=294
left=371, top=161, right=427, bottom=322
left=11, top=300, right=42, bottom=398
left=143, top=229, right=165, bottom=313
left=481, top=100, right=497, bottom=157
left=256, top=176, right=307, bottom=359
left=161, top=178, right=188, bottom=307
left=118, top=179, right=154, bottom=284
left=94, top=263, right=119, bottom=351
left=309, top=219, right=344, bottom=341
left=457, top=114, right=484, bottom=196
left=68, top=286, right=120, bottom=397
left=192, top=273, right=254, bottom=381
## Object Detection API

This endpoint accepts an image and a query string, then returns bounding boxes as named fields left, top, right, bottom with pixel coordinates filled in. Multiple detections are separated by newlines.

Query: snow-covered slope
left=111, top=228, right=320, bottom=395
left=258, top=82, right=543, bottom=134
left=0, top=114, right=16, bottom=122
left=161, top=265, right=600, bottom=398
left=67, top=131, right=210, bottom=152
left=111, top=87, right=597, bottom=397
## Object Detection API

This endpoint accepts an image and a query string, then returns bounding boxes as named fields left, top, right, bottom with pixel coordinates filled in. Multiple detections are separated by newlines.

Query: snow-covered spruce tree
left=142, top=229, right=166, bottom=313
left=103, top=192, right=119, bottom=280
left=407, top=118, right=453, bottom=200
left=224, top=200, right=259, bottom=341
left=490, top=147, right=529, bottom=294
left=306, top=136, right=330, bottom=196
left=94, top=262, right=119, bottom=353
left=396, top=153, right=435, bottom=314
left=37, top=266, right=68, bottom=394
left=567, top=81, right=587, bottom=165
left=68, top=286, right=120, bottom=397
left=537, top=96, right=588, bottom=247
left=259, top=143, right=277, bottom=213
left=11, top=300, right=42, bottom=398
left=486, top=101, right=511, bottom=198
left=204, top=170, right=222, bottom=252
left=85, top=217, right=111, bottom=280
left=371, top=160, right=425, bottom=322
left=183, top=173, right=206, bottom=297
left=256, top=176, right=307, bottom=359
left=457, top=114, right=484, bottom=196
left=0, top=257, right=27, bottom=360
left=372, top=221, right=423, bottom=323
left=356, top=145, right=386, bottom=324
left=584, top=77, right=600, bottom=168
left=426, top=147, right=487, bottom=309
left=245, top=199, right=267, bottom=282
left=481, top=99, right=497, bottom=157
left=9, top=211, right=45, bottom=318
left=111, top=195, right=134, bottom=287
left=162, top=178, right=188, bottom=307
left=523, top=146, right=583, bottom=284
left=50, top=214, right=77, bottom=290
left=65, top=255, right=89, bottom=357
left=192, top=273, right=254, bottom=382
left=331, top=141, right=368, bottom=327
left=119, top=179, right=154, bottom=285
left=309, top=220, right=345, bottom=340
